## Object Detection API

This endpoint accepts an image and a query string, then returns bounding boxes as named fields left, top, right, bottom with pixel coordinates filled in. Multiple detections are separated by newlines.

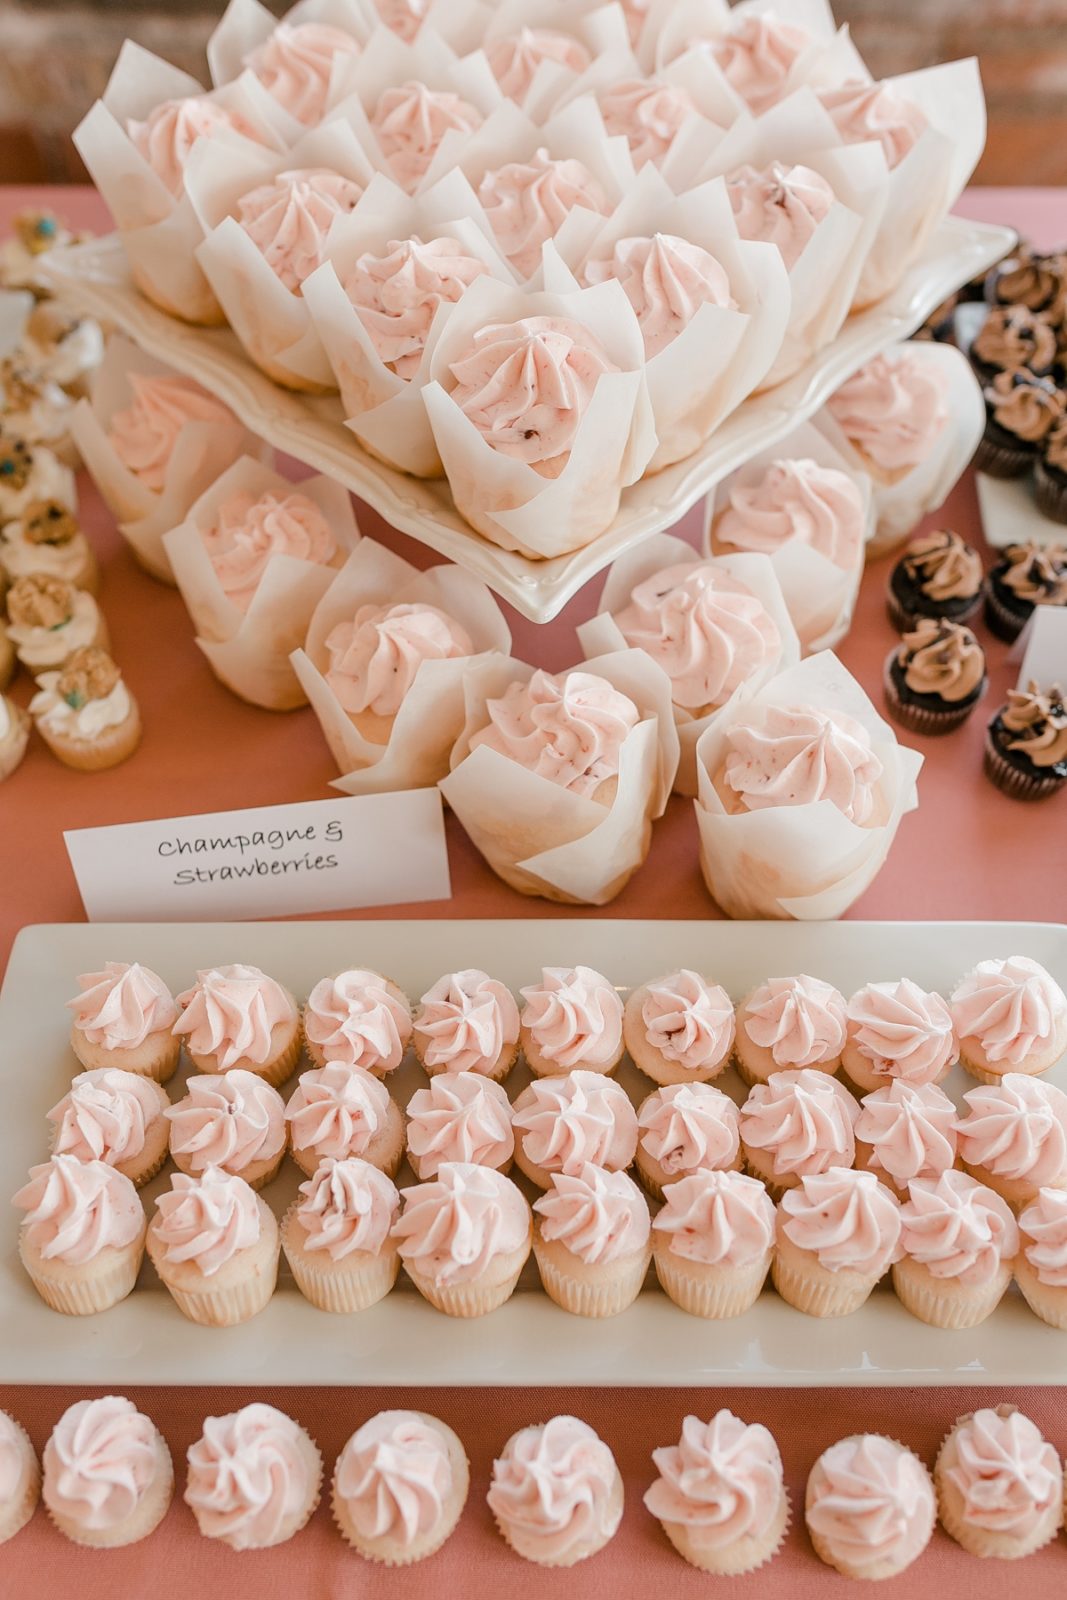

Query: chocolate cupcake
left=884, top=618, right=987, bottom=736
left=984, top=679, right=1067, bottom=800
left=886, top=529, right=983, bottom=632
left=969, top=305, right=1057, bottom=383
left=986, top=248, right=1067, bottom=322
left=1035, top=419, right=1067, bottom=524
left=975, top=371, right=1065, bottom=479
left=984, top=540, right=1067, bottom=642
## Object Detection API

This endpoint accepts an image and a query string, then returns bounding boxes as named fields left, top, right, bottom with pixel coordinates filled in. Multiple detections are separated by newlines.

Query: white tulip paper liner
left=208, top=0, right=370, bottom=141
left=693, top=649, right=922, bottom=920
left=475, top=0, right=633, bottom=124
left=290, top=535, right=512, bottom=792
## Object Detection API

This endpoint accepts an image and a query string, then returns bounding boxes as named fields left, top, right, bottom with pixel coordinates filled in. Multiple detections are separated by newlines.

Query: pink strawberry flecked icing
left=955, top=1074, right=1067, bottom=1187
left=715, top=459, right=866, bottom=570
left=43, top=1397, right=162, bottom=1533
left=722, top=705, right=883, bottom=824
left=950, top=957, right=1067, bottom=1066
left=414, top=970, right=519, bottom=1075
left=346, top=238, right=491, bottom=379
left=129, top=97, right=264, bottom=197
left=324, top=603, right=472, bottom=719
left=1019, top=1187, right=1067, bottom=1286
left=236, top=168, right=364, bottom=293
left=827, top=350, right=950, bottom=474
left=534, top=1163, right=649, bottom=1265
left=245, top=22, right=360, bottom=126
left=727, top=162, right=834, bottom=270
left=740, top=1069, right=859, bottom=1180
left=333, top=1411, right=456, bottom=1547
left=470, top=671, right=639, bottom=798
left=48, top=1069, right=164, bottom=1167
left=637, top=971, right=735, bottom=1070
left=638, top=1083, right=740, bottom=1177
left=392, top=1162, right=530, bottom=1285
left=779, top=1166, right=902, bottom=1274
left=855, top=1081, right=957, bottom=1189
left=847, top=980, right=956, bottom=1084
left=644, top=1411, right=785, bottom=1545
left=512, top=1071, right=638, bottom=1175
left=165, top=1070, right=285, bottom=1176
left=303, top=970, right=411, bottom=1073
left=706, top=13, right=812, bottom=113
left=369, top=82, right=483, bottom=193
left=184, top=1403, right=319, bottom=1550
left=173, top=964, right=296, bottom=1071
left=818, top=81, right=928, bottom=170
left=293, top=1156, right=398, bottom=1261
left=654, top=1168, right=776, bottom=1266
left=806, top=1435, right=935, bottom=1575
left=519, top=966, right=625, bottom=1068
left=477, top=152, right=608, bottom=279
left=598, top=78, right=696, bottom=171
left=743, top=975, right=847, bottom=1068
left=107, top=376, right=235, bottom=494
left=897, top=1170, right=1018, bottom=1284
left=201, top=490, right=339, bottom=612
left=152, top=1167, right=262, bottom=1276
left=487, top=1416, right=621, bottom=1561
left=285, top=1063, right=392, bottom=1163
left=66, top=961, right=178, bottom=1052
left=405, top=1072, right=514, bottom=1177
left=486, top=29, right=591, bottom=103
left=582, top=234, right=736, bottom=359
left=13, top=1154, right=144, bottom=1265
left=942, top=1407, right=1062, bottom=1539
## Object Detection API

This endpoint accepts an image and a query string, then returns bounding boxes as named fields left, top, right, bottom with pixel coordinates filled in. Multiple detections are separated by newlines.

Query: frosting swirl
left=901, top=530, right=984, bottom=602
left=984, top=371, right=1065, bottom=444
left=513, top=1071, right=637, bottom=1174
left=129, top=97, right=262, bottom=197
left=897, top=1170, right=1018, bottom=1283
left=855, top=1081, right=957, bottom=1188
left=780, top=1166, right=902, bottom=1274
left=828, top=350, right=950, bottom=472
left=535, top=1163, right=649, bottom=1264
left=637, top=971, right=734, bottom=1071
left=67, top=961, right=177, bottom=1051
left=487, top=30, right=591, bottom=103
left=333, top=1411, right=455, bottom=1545
left=847, top=979, right=957, bottom=1081
left=304, top=970, right=411, bottom=1073
left=152, top=1167, right=261, bottom=1276
left=345, top=237, right=490, bottom=379
left=943, top=1408, right=1062, bottom=1536
left=44, top=1397, right=161, bottom=1532
left=994, top=251, right=1067, bottom=316
left=488, top=1417, right=620, bottom=1560
left=582, top=234, right=736, bottom=359
left=723, top=704, right=883, bottom=824
left=638, top=1083, right=740, bottom=1176
left=708, top=13, right=811, bottom=112
left=470, top=670, right=638, bottom=798
left=370, top=82, right=483, bottom=193
left=1019, top=1187, right=1067, bottom=1285
left=236, top=168, right=363, bottom=293
left=414, top=970, right=519, bottom=1075
left=174, top=964, right=296, bottom=1071
left=165, top=1070, right=285, bottom=1176
left=294, top=1156, right=398, bottom=1260
left=392, top=1162, right=530, bottom=1285
left=107, top=374, right=234, bottom=493
left=31, top=672, right=131, bottom=740
left=740, top=1069, right=858, bottom=1180
left=716, top=458, right=865, bottom=569
left=654, top=1167, right=775, bottom=1266
left=956, top=1074, right=1067, bottom=1186
left=406, top=1072, right=514, bottom=1177
left=185, top=1404, right=319, bottom=1550
left=999, top=682, right=1067, bottom=770
left=972, top=305, right=1058, bottom=374
left=48, top=1068, right=164, bottom=1167
left=285, top=1063, right=392, bottom=1163
left=644, top=1412, right=784, bottom=1545
left=13, top=1154, right=143, bottom=1265
left=324, top=602, right=472, bottom=718
left=997, top=544, right=1067, bottom=605
left=519, top=966, right=625, bottom=1067
left=7, top=578, right=99, bottom=669
left=246, top=22, right=359, bottom=125
left=477, top=151, right=608, bottom=279
left=728, top=161, right=834, bottom=269
left=598, top=78, right=695, bottom=170
left=202, top=490, right=338, bottom=612
left=819, top=81, right=928, bottom=168
left=743, top=975, right=847, bottom=1068
left=806, top=1436, right=935, bottom=1571
left=950, top=957, right=1066, bottom=1065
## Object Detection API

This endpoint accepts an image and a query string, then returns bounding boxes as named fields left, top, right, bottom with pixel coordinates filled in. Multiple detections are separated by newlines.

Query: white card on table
left=1010, top=606, right=1067, bottom=688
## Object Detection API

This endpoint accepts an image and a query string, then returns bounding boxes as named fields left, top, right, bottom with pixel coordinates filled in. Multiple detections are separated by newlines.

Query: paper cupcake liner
left=885, top=583, right=982, bottom=635
left=1014, top=1256, right=1067, bottom=1330
left=284, top=1230, right=399, bottom=1314
left=972, top=433, right=1033, bottom=479
left=891, top=1258, right=1008, bottom=1328
left=162, top=1248, right=279, bottom=1327
left=70, top=1027, right=181, bottom=1084
left=936, top=1416, right=1063, bottom=1559
left=1033, top=461, right=1067, bottom=524
left=771, top=1253, right=876, bottom=1318
left=658, top=1488, right=790, bottom=1576
left=36, top=704, right=142, bottom=772
left=121, top=1138, right=171, bottom=1190
left=982, top=582, right=1030, bottom=643
left=534, top=1241, right=649, bottom=1318
left=654, top=1244, right=769, bottom=1319
left=188, top=1018, right=304, bottom=1089
left=405, top=1256, right=526, bottom=1317
left=882, top=658, right=981, bottom=737
left=47, top=1438, right=173, bottom=1548
left=22, top=1242, right=142, bottom=1316
left=332, top=1481, right=464, bottom=1566
left=983, top=728, right=1066, bottom=801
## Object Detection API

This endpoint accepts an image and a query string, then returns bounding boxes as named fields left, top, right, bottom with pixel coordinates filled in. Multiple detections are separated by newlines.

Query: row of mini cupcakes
left=3, top=1398, right=1065, bottom=1574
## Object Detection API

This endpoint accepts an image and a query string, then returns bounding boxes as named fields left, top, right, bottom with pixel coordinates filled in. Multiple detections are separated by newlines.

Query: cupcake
left=727, top=160, right=834, bottom=269
left=644, top=1411, right=789, bottom=1574
left=332, top=1411, right=468, bottom=1564
left=488, top=1416, right=623, bottom=1567
left=519, top=966, right=625, bottom=1077
left=622, top=971, right=734, bottom=1086
left=303, top=968, right=412, bottom=1075
left=955, top=1074, right=1067, bottom=1207
left=892, top=1170, right=1018, bottom=1328
left=842, top=979, right=957, bottom=1091
left=733, top=975, right=847, bottom=1087
left=0, top=208, right=87, bottom=294
left=146, top=1167, right=279, bottom=1327
left=984, top=542, right=1067, bottom=643
left=173, top=963, right=302, bottom=1086
left=984, top=680, right=1067, bottom=801
left=598, top=77, right=694, bottom=171
left=0, top=692, right=29, bottom=780
left=106, top=372, right=253, bottom=491
left=824, top=347, right=950, bottom=487
left=412, top=969, right=519, bottom=1081
left=66, top=960, right=180, bottom=1082
left=854, top=1081, right=959, bottom=1197
left=0, top=1411, right=39, bottom=1543
left=950, top=956, right=1067, bottom=1082
left=393, top=1162, right=532, bottom=1317
left=245, top=22, right=360, bottom=125
left=281, top=1156, right=400, bottom=1314
left=1, top=494, right=92, bottom=593
left=773, top=1167, right=902, bottom=1317
left=883, top=619, right=987, bottom=736
left=635, top=1083, right=741, bottom=1200
left=13, top=1154, right=145, bottom=1315
left=739, top=1069, right=859, bottom=1198
left=533, top=1164, right=651, bottom=1318
left=184, top=1404, right=322, bottom=1550
left=970, top=304, right=1058, bottom=382
left=343, top=240, right=492, bottom=387
left=805, top=1434, right=936, bottom=1580
left=42, top=1397, right=173, bottom=1548
left=198, top=486, right=345, bottom=612
left=1034, top=418, right=1067, bottom=522
left=936, top=1405, right=1063, bottom=1559
left=30, top=647, right=141, bottom=771
left=47, top=1068, right=171, bottom=1187
left=986, top=247, right=1067, bottom=315
left=477, top=156, right=608, bottom=280
left=885, top=529, right=984, bottom=632
left=285, top=1062, right=404, bottom=1179
left=165, top=1070, right=287, bottom=1189
left=405, top=1072, right=514, bottom=1180
left=22, top=301, right=103, bottom=396
left=976, top=371, right=1064, bottom=478
left=710, top=458, right=866, bottom=573
left=1, top=358, right=75, bottom=459
left=652, top=1168, right=775, bottom=1319
left=487, top=31, right=591, bottom=102
left=6, top=572, right=107, bottom=673
left=1016, top=1187, right=1067, bottom=1328
left=511, top=1071, right=638, bottom=1191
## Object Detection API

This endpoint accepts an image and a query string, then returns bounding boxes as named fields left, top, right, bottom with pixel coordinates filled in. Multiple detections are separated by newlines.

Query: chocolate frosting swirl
left=994, top=251, right=1067, bottom=317
left=898, top=618, right=985, bottom=703
left=972, top=305, right=1057, bottom=373
left=999, top=542, right=1067, bottom=604
left=984, top=372, right=1065, bottom=443
left=902, top=529, right=982, bottom=602
left=1001, top=680, right=1067, bottom=769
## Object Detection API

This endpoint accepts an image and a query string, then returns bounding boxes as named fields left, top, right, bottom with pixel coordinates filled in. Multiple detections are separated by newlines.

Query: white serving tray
left=47, top=218, right=1013, bottom=623
left=2, top=918, right=1064, bottom=1388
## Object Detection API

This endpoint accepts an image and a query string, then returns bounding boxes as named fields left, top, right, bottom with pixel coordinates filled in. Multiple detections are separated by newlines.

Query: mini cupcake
left=739, top=1069, right=859, bottom=1198
left=986, top=247, right=1067, bottom=316
left=146, top=1166, right=279, bottom=1327
left=0, top=208, right=87, bottom=294
left=1, top=358, right=75, bottom=460
left=935, top=1405, right=1063, bottom=1559
left=955, top=1073, right=1067, bottom=1208
left=165, top=1070, right=287, bottom=1189
left=303, top=968, right=411, bottom=1075
left=281, top=1156, right=400, bottom=1314
left=0, top=1411, right=39, bottom=1543
left=185, top=1404, right=322, bottom=1551
left=622, top=971, right=734, bottom=1086
left=47, top=1068, right=171, bottom=1187
left=0, top=492, right=87, bottom=585
left=984, top=542, right=1067, bottom=643
left=773, top=1167, right=902, bottom=1317
left=173, top=963, right=302, bottom=1086
left=976, top=370, right=1065, bottom=478
left=393, top=1161, right=532, bottom=1317
left=0, top=692, right=29, bottom=781
left=66, top=960, right=180, bottom=1082
left=644, top=1411, right=789, bottom=1575
left=519, top=966, right=624, bottom=1077
left=488, top=1416, right=623, bottom=1567
left=652, top=1168, right=776, bottom=1319
left=884, top=619, right=987, bottom=736
left=285, top=1062, right=404, bottom=1178
left=984, top=680, right=1067, bottom=801
left=635, top=1083, right=741, bottom=1200
left=413, top=969, right=519, bottom=1081
left=970, top=304, right=1058, bottom=382
left=885, top=529, right=984, bottom=633
left=892, top=1170, right=1018, bottom=1328
left=332, top=1411, right=468, bottom=1564
left=511, top=1071, right=638, bottom=1191
left=854, top=1081, right=959, bottom=1197
left=30, top=647, right=141, bottom=771
left=733, top=976, right=846, bottom=1087
left=405, top=1072, right=514, bottom=1180
left=323, top=604, right=473, bottom=746
left=950, top=956, right=1067, bottom=1082
left=1034, top=417, right=1067, bottom=523
left=806, top=1435, right=936, bottom=1580
left=1016, top=1187, right=1067, bottom=1328
left=842, top=979, right=957, bottom=1092
left=533, top=1164, right=651, bottom=1318
left=13, top=1154, right=145, bottom=1315
left=6, top=572, right=107, bottom=673
left=43, top=1397, right=173, bottom=1548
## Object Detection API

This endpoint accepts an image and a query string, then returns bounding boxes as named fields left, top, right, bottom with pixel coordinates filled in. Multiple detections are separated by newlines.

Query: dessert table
left=1, top=184, right=1064, bottom=1597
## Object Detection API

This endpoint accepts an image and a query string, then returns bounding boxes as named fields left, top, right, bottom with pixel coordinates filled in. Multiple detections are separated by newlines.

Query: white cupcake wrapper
left=22, top=1241, right=143, bottom=1316
left=891, top=1258, right=1008, bottom=1328
left=655, top=1244, right=770, bottom=1318
left=405, top=1262, right=525, bottom=1316
left=534, top=1241, right=650, bottom=1317
left=208, top=0, right=370, bottom=134
left=285, top=1236, right=399, bottom=1312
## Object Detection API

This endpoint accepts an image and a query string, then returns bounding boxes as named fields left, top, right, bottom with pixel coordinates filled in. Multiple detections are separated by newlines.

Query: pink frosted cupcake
left=487, top=31, right=591, bottom=102
left=0, top=1412, right=39, bottom=1543
left=519, top=966, right=624, bottom=1077
left=200, top=488, right=343, bottom=613
left=623, top=971, right=734, bottom=1086
left=950, top=957, right=1067, bottom=1084
left=635, top=1083, right=741, bottom=1200
left=246, top=22, right=360, bottom=126
left=282, top=1156, right=399, bottom=1314
left=66, top=961, right=180, bottom=1083
left=477, top=155, right=608, bottom=280
left=935, top=1405, right=1063, bottom=1559
left=304, top=968, right=412, bottom=1075
left=533, top=1164, right=651, bottom=1318
left=739, top=1069, right=859, bottom=1198
left=173, top=964, right=302, bottom=1087
left=413, top=969, right=519, bottom=1081
left=14, top=1154, right=145, bottom=1315
left=106, top=375, right=235, bottom=494
left=393, top=1161, right=532, bottom=1317
left=370, top=83, right=482, bottom=193
left=146, top=1167, right=279, bottom=1327
left=185, top=1404, right=322, bottom=1549
left=854, top=1081, right=958, bottom=1197
left=843, top=979, right=957, bottom=1092
left=653, top=1168, right=776, bottom=1319
left=806, top=1434, right=936, bottom=1579
left=644, top=1411, right=789, bottom=1574
left=43, top=1397, right=173, bottom=1548
left=332, top=1410, right=469, bottom=1564
left=405, top=1072, right=514, bottom=1180
left=892, top=1170, right=1019, bottom=1328
left=734, top=976, right=846, bottom=1087
left=956, top=1074, right=1067, bottom=1208
left=488, top=1416, right=623, bottom=1567
left=511, top=1071, right=638, bottom=1190
left=774, top=1167, right=902, bottom=1317
left=47, top=1068, right=170, bottom=1187
left=165, top=1069, right=286, bottom=1189
left=727, top=161, right=834, bottom=268
left=1016, top=1188, right=1067, bottom=1328
left=285, top=1061, right=404, bottom=1178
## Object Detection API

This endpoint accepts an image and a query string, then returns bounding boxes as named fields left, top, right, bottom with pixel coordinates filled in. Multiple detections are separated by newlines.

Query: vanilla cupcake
left=623, top=972, right=734, bottom=1086
left=854, top=1081, right=958, bottom=1197
left=323, top=604, right=473, bottom=747
left=739, top=1069, right=859, bottom=1198
left=282, top=1156, right=400, bottom=1314
left=0, top=1412, right=39, bottom=1544
left=519, top=966, right=625, bottom=1077
left=43, top=1397, right=173, bottom=1548
left=806, top=1435, right=936, bottom=1579
left=14, top=1154, right=145, bottom=1315
left=185, top=1404, right=322, bottom=1550
left=6, top=573, right=107, bottom=673
left=0, top=693, right=29, bottom=781
left=653, top=1169, right=776, bottom=1320
left=645, top=1411, right=789, bottom=1574
left=635, top=1083, right=741, bottom=1200
left=66, top=960, right=180, bottom=1082
left=332, top=1411, right=469, bottom=1564
left=477, top=161, right=609, bottom=281
left=950, top=957, right=1067, bottom=1084
left=413, top=970, right=519, bottom=1081
left=285, top=1062, right=404, bottom=1179
left=303, top=968, right=412, bottom=1075
left=31, top=647, right=141, bottom=771
left=892, top=1170, right=1019, bottom=1328
left=734, top=976, right=846, bottom=1087
left=173, top=963, right=301, bottom=1087
left=511, top=1071, right=638, bottom=1191
left=955, top=1073, right=1067, bottom=1208
left=825, top=347, right=950, bottom=489
left=393, top=1162, right=532, bottom=1318
left=405, top=1072, right=514, bottom=1181
left=533, top=1164, right=651, bottom=1318
left=245, top=22, right=359, bottom=125
left=47, top=1068, right=170, bottom=1187
left=936, top=1405, right=1063, bottom=1559
left=1016, top=1188, right=1067, bottom=1328
left=146, top=1167, right=279, bottom=1327
left=165, top=1070, right=286, bottom=1189
left=471, top=675, right=638, bottom=813
left=774, top=1167, right=902, bottom=1317
left=843, top=980, right=957, bottom=1092
left=488, top=1416, right=623, bottom=1567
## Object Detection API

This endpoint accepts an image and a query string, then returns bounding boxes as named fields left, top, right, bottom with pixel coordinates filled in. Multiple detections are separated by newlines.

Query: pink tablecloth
left=1, top=187, right=1065, bottom=1597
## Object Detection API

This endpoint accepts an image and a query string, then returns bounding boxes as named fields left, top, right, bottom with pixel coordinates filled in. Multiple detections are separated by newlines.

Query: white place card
left=1010, top=605, right=1067, bottom=689
left=64, top=792, right=451, bottom=922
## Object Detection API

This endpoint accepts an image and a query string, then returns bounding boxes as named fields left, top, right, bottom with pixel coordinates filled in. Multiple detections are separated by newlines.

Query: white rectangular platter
left=2, top=918, right=1065, bottom=1388
left=48, top=217, right=1013, bottom=623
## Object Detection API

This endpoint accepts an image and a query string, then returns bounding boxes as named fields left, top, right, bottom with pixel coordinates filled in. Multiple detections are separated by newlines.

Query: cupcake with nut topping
left=30, top=646, right=141, bottom=771
left=0, top=493, right=93, bottom=591
left=984, top=541, right=1067, bottom=642
left=6, top=572, right=107, bottom=673
left=885, top=529, right=983, bottom=632
left=976, top=370, right=1065, bottom=478
left=884, top=618, right=987, bottom=736
left=984, top=679, right=1067, bottom=801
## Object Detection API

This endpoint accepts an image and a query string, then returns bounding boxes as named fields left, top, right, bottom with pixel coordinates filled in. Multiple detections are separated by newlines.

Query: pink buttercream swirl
left=513, top=1071, right=638, bottom=1174
left=945, top=1408, right=1061, bottom=1536
left=201, top=490, right=338, bottom=612
left=1019, top=1187, right=1067, bottom=1286
left=44, top=1397, right=160, bottom=1532
left=48, top=1068, right=163, bottom=1166
left=827, top=350, right=950, bottom=473
left=639, top=971, right=734, bottom=1070
left=304, top=970, right=411, bottom=1073
left=324, top=603, right=472, bottom=718
left=165, top=1070, right=285, bottom=1176
left=740, top=1068, right=859, bottom=1180
left=487, top=30, right=592, bottom=103
left=707, top=13, right=812, bottom=113
left=246, top=23, right=360, bottom=126
left=370, top=82, right=483, bottom=193
left=520, top=966, right=625, bottom=1067
left=598, top=78, right=696, bottom=170
left=345, top=237, right=490, bottom=379
left=107, top=375, right=234, bottom=494
left=743, top=975, right=847, bottom=1068
left=392, top=1162, right=530, bottom=1285
left=723, top=704, right=883, bottom=824
left=372, top=0, right=426, bottom=42
left=285, top=1063, right=392, bottom=1162
left=294, top=1156, right=398, bottom=1261
left=582, top=234, right=736, bottom=359
left=488, top=1417, right=620, bottom=1560
left=185, top=1404, right=318, bottom=1550
left=847, top=980, right=956, bottom=1084
left=236, top=167, right=363, bottom=293
left=780, top=1166, right=902, bottom=1274
left=638, top=1083, right=740, bottom=1177
left=471, top=672, right=639, bottom=800
left=478, top=152, right=608, bottom=279
left=955, top=1074, right=1067, bottom=1186
left=152, top=1167, right=261, bottom=1276
left=950, top=957, right=1067, bottom=1066
left=855, top=1081, right=957, bottom=1188
left=653, top=1168, right=776, bottom=1266
left=334, top=1411, right=453, bottom=1545
left=806, top=1436, right=935, bottom=1571
left=67, top=960, right=178, bottom=1051
left=897, top=1170, right=1018, bottom=1285
left=414, top=970, right=519, bottom=1075
left=174, top=964, right=295, bottom=1072
left=406, top=1072, right=514, bottom=1177
left=716, top=458, right=866, bottom=570
left=819, top=80, right=928, bottom=170
left=727, top=161, right=834, bottom=270
left=534, top=1163, right=649, bottom=1265
left=644, top=1412, right=784, bottom=1544
left=13, top=1154, right=144, bottom=1265
left=129, top=97, right=263, bottom=197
